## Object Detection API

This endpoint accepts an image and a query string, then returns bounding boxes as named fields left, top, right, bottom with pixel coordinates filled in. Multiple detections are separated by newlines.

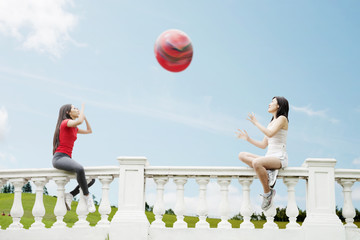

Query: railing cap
left=117, top=156, right=149, bottom=166
left=302, top=158, right=337, bottom=168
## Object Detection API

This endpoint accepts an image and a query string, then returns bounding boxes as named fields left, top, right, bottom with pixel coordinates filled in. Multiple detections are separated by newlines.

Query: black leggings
left=52, top=152, right=95, bottom=196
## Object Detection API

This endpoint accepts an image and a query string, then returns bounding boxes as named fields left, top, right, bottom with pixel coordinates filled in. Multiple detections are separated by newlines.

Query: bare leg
left=238, top=152, right=261, bottom=168
left=252, top=156, right=281, bottom=193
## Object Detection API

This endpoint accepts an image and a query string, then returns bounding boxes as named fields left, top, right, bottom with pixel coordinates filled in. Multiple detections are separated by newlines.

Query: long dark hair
left=271, top=96, right=289, bottom=122
left=53, top=104, right=72, bottom=155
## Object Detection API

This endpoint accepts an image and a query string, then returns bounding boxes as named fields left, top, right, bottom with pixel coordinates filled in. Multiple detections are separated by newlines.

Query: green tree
left=230, top=213, right=243, bottom=220
left=297, top=208, right=306, bottom=222
left=274, top=207, right=288, bottom=222
left=22, top=182, right=32, bottom=193
left=43, top=186, right=49, bottom=195
left=335, top=206, right=345, bottom=222
left=165, top=208, right=175, bottom=215
left=92, top=194, right=98, bottom=206
left=145, top=202, right=153, bottom=212
left=1, top=183, right=14, bottom=193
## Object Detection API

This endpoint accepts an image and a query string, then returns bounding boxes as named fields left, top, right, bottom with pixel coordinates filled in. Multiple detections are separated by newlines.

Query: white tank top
left=266, top=129, right=287, bottom=155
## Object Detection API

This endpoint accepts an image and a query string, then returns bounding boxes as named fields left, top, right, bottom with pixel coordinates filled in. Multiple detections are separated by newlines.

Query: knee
left=252, top=159, right=262, bottom=170
left=75, top=165, right=85, bottom=175
left=238, top=152, right=247, bottom=162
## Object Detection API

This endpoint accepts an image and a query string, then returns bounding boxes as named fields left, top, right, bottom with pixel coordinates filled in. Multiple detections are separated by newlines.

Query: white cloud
left=352, top=186, right=360, bottom=201
left=0, top=0, right=80, bottom=57
left=0, top=107, right=9, bottom=141
left=57, top=93, right=246, bottom=137
left=291, top=105, right=326, bottom=117
left=291, top=105, right=339, bottom=124
left=0, top=151, right=17, bottom=169
left=352, top=157, right=360, bottom=166
left=0, top=66, right=107, bottom=95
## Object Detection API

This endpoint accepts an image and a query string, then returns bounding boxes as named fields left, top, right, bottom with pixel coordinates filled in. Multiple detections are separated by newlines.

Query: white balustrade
left=30, top=177, right=48, bottom=229
left=195, top=177, right=210, bottom=228
left=1, top=157, right=360, bottom=240
left=8, top=178, right=25, bottom=230
left=52, top=177, right=69, bottom=228
left=97, top=175, right=114, bottom=227
left=283, top=177, right=300, bottom=229
left=263, top=202, right=278, bottom=229
left=238, top=177, right=254, bottom=229
left=173, top=177, right=188, bottom=228
left=74, top=189, right=90, bottom=228
left=217, top=177, right=231, bottom=229
left=151, top=177, right=169, bottom=228
left=338, top=179, right=357, bottom=229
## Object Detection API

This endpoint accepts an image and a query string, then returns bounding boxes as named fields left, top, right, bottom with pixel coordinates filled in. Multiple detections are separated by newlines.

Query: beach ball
left=154, top=29, right=193, bottom=72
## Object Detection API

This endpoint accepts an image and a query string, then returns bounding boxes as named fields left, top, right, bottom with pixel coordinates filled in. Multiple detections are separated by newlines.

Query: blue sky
left=0, top=0, right=360, bottom=215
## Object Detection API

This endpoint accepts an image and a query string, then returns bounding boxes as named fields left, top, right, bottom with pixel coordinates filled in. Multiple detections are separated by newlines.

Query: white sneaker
left=267, top=169, right=279, bottom=188
left=261, top=188, right=276, bottom=211
left=85, top=194, right=96, bottom=213
left=65, top=193, right=73, bottom=211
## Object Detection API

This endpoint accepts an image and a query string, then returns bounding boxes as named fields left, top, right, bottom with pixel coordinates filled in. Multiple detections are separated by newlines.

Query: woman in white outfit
left=236, top=96, right=289, bottom=211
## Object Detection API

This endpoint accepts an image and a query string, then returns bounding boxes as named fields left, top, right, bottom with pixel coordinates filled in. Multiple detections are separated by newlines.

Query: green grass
left=0, top=193, right=117, bottom=229
left=1, top=193, right=359, bottom=230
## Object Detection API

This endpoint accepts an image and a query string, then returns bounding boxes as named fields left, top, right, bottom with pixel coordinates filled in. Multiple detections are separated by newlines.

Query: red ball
left=154, top=29, right=193, bottom=72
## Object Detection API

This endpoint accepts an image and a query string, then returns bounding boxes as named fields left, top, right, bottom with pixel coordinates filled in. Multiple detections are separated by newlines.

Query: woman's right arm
left=67, top=103, right=85, bottom=127
left=236, top=129, right=268, bottom=149
left=247, top=136, right=268, bottom=149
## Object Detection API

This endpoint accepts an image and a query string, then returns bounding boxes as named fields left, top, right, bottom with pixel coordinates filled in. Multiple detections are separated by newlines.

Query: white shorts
left=265, top=151, right=288, bottom=168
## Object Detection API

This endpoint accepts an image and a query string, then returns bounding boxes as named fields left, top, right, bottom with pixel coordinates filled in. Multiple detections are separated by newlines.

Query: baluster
left=196, top=177, right=210, bottom=228
left=217, top=177, right=231, bottom=229
left=8, top=178, right=25, bottom=229
left=263, top=197, right=278, bottom=229
left=30, top=177, right=48, bottom=229
left=97, top=176, right=114, bottom=227
left=238, top=177, right=254, bottom=229
left=53, top=177, right=69, bottom=228
left=173, top=177, right=188, bottom=228
left=338, top=179, right=357, bottom=229
left=283, top=177, right=300, bottom=229
left=74, top=177, right=93, bottom=228
left=73, top=190, right=90, bottom=228
left=151, top=177, right=168, bottom=228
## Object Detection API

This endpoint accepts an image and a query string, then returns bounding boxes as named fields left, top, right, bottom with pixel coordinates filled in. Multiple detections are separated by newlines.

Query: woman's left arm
left=78, top=116, right=93, bottom=134
left=248, top=113, right=286, bottom=138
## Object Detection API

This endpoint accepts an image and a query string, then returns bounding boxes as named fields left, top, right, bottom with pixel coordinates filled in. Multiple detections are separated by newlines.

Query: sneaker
left=85, top=194, right=96, bottom=213
left=65, top=193, right=73, bottom=211
left=267, top=169, right=279, bottom=188
left=261, top=188, right=276, bottom=211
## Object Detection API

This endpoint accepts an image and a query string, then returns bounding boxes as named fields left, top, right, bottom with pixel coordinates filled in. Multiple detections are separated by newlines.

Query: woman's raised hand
left=235, top=129, right=249, bottom=141
left=247, top=112, right=258, bottom=125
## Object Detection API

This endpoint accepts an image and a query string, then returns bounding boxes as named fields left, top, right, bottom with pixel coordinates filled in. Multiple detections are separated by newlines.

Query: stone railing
left=0, top=157, right=359, bottom=240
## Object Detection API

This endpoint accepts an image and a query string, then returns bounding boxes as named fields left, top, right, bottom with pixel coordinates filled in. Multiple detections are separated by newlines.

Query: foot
left=261, top=188, right=276, bottom=211
left=65, top=193, right=73, bottom=211
left=267, top=169, right=279, bottom=188
left=85, top=194, right=96, bottom=213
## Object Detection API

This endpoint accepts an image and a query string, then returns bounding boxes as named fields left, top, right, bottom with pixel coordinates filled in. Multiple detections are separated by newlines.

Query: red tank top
left=55, top=119, right=78, bottom=158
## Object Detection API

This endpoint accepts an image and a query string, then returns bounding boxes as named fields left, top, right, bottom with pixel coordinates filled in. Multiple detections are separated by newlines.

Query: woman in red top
left=52, top=103, right=95, bottom=213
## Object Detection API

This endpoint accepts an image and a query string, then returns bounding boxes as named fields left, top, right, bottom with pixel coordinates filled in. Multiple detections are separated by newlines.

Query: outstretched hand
left=235, top=129, right=249, bottom=141
left=247, top=112, right=258, bottom=125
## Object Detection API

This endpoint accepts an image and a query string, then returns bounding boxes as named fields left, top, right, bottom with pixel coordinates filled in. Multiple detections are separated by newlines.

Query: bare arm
left=235, top=129, right=268, bottom=149
left=78, top=117, right=92, bottom=134
left=67, top=103, right=85, bottom=127
left=247, top=113, right=287, bottom=138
